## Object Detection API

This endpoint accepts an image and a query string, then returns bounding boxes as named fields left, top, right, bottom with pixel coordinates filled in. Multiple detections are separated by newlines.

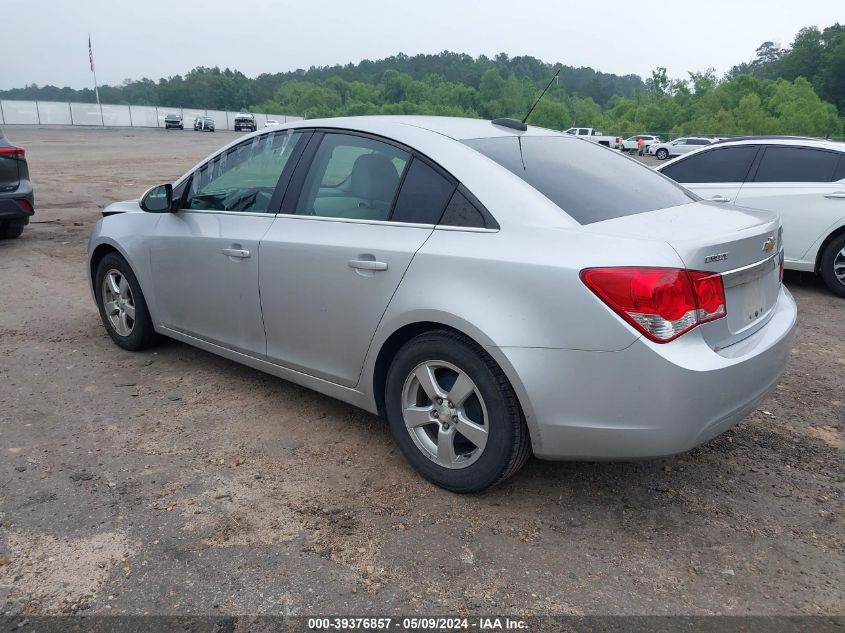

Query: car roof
left=282, top=115, right=568, bottom=141
left=709, top=137, right=844, bottom=151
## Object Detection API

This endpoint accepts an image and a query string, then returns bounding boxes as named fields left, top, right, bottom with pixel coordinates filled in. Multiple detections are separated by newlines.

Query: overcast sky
left=4, top=0, right=843, bottom=90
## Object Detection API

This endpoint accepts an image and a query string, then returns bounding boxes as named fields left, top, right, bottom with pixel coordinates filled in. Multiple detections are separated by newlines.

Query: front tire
left=384, top=330, right=531, bottom=493
left=95, top=252, right=159, bottom=350
left=656, top=148, right=669, bottom=160
left=819, top=234, right=845, bottom=298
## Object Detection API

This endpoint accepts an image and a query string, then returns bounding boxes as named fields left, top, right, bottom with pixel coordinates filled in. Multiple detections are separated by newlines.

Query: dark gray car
left=0, top=128, right=34, bottom=239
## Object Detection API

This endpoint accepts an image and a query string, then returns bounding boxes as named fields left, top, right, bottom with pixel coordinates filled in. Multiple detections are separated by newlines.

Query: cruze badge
left=762, top=236, right=776, bottom=253
left=704, top=252, right=729, bottom=263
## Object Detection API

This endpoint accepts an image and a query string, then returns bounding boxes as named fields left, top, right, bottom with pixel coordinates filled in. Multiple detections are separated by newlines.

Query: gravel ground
left=0, top=126, right=842, bottom=617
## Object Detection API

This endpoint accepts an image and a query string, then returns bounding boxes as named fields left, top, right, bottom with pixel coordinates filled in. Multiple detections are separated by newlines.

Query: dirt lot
left=0, top=126, right=843, bottom=617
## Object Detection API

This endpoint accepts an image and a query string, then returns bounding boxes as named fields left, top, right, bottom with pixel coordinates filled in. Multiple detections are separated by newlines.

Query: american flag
left=88, top=35, right=94, bottom=72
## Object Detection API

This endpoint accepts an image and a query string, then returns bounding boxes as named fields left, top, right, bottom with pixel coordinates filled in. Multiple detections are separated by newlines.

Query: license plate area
left=722, top=255, right=779, bottom=334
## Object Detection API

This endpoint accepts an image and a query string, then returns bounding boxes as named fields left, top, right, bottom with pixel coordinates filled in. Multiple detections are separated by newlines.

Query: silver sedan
left=87, top=116, right=797, bottom=492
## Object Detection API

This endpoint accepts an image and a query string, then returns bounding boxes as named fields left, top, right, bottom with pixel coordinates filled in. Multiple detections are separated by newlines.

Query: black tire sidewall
left=820, top=234, right=845, bottom=298
left=385, top=333, right=522, bottom=492
left=0, top=222, right=24, bottom=239
left=94, top=253, right=157, bottom=350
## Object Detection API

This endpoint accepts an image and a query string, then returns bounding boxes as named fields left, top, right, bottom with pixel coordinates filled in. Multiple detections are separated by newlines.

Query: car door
left=259, top=131, right=457, bottom=387
left=660, top=144, right=759, bottom=204
left=148, top=129, right=308, bottom=355
left=735, top=146, right=845, bottom=265
left=670, top=139, right=686, bottom=156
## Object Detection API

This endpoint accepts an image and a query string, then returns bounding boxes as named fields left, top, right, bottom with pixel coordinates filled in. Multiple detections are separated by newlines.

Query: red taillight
left=14, top=199, right=34, bottom=214
left=580, top=267, right=727, bottom=343
left=0, top=146, right=25, bottom=159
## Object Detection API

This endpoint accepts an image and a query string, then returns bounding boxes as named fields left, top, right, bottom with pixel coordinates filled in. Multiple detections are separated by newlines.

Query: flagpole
left=89, top=34, right=104, bottom=126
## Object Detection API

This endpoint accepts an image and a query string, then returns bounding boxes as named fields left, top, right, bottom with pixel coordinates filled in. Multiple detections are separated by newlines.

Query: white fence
left=0, top=99, right=302, bottom=131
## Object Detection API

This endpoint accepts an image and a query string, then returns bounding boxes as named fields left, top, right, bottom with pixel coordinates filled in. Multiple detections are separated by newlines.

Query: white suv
left=648, top=137, right=712, bottom=160
left=620, top=134, right=660, bottom=154
left=657, top=137, right=845, bottom=296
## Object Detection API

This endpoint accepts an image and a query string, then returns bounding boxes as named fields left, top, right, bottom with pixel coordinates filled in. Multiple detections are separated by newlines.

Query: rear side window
left=753, top=146, right=841, bottom=183
left=661, top=146, right=758, bottom=183
left=295, top=133, right=409, bottom=221
left=391, top=158, right=456, bottom=224
left=440, top=190, right=486, bottom=228
left=464, top=136, right=693, bottom=225
left=836, top=157, right=845, bottom=182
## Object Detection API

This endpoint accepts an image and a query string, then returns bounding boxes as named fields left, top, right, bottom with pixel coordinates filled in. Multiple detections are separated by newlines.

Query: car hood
left=102, top=199, right=143, bottom=216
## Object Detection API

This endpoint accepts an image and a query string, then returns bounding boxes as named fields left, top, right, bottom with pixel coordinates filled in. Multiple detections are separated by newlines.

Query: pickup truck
left=234, top=113, right=257, bottom=132
left=563, top=127, right=621, bottom=149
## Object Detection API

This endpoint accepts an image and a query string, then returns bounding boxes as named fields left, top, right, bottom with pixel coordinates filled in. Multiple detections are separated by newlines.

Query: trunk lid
left=584, top=201, right=782, bottom=349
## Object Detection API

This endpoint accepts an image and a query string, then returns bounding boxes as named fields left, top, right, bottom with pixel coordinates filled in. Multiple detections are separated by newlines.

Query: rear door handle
left=348, top=259, right=388, bottom=271
left=824, top=191, right=845, bottom=199
left=222, top=248, right=250, bottom=258
left=710, top=195, right=731, bottom=203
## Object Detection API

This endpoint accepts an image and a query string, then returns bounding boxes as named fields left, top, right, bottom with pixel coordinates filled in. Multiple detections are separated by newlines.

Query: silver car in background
left=86, top=116, right=797, bottom=492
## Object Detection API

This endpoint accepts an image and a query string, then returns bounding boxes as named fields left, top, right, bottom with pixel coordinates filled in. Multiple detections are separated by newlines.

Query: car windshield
left=463, top=136, right=695, bottom=225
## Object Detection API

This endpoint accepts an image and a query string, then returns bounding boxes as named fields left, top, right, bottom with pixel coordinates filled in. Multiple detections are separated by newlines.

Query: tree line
left=2, top=24, right=843, bottom=138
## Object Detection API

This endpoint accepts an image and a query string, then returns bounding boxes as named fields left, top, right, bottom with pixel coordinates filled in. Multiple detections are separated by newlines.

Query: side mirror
left=140, top=183, right=173, bottom=213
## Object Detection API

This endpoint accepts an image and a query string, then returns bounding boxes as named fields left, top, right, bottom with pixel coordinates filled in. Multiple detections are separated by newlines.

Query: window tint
left=753, top=146, right=841, bottom=183
left=184, top=130, right=301, bottom=212
left=296, top=133, right=409, bottom=221
left=661, top=146, right=758, bottom=183
left=690, top=139, right=710, bottom=145
left=440, top=190, right=486, bottom=228
left=463, top=136, right=693, bottom=225
left=835, top=156, right=845, bottom=182
left=391, top=158, right=456, bottom=224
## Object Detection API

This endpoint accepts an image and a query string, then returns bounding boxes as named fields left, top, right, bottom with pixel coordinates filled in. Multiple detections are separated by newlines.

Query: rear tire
left=94, top=252, right=159, bottom=350
left=819, top=233, right=845, bottom=298
left=384, top=330, right=531, bottom=493
left=0, top=221, right=24, bottom=239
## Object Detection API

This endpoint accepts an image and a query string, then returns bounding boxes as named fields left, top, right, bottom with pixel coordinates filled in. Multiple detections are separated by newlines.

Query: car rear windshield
left=463, top=136, right=694, bottom=225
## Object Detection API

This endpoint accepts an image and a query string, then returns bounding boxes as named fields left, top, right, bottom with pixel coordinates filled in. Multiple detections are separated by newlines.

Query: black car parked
left=0, top=128, right=34, bottom=239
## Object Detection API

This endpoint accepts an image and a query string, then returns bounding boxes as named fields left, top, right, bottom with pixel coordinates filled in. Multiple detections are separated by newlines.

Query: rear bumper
left=500, top=285, right=797, bottom=460
left=0, top=185, right=34, bottom=223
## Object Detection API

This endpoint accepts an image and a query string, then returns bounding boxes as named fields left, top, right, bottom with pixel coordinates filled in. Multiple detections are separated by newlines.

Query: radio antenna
left=522, top=68, right=561, bottom=124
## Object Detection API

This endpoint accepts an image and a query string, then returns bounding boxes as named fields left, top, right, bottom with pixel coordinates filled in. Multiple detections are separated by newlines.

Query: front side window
left=661, top=145, right=758, bottom=184
left=674, top=139, right=686, bottom=145
left=464, top=136, right=694, bottom=225
left=184, top=130, right=302, bottom=212
left=753, top=146, right=841, bottom=183
left=296, top=133, right=409, bottom=221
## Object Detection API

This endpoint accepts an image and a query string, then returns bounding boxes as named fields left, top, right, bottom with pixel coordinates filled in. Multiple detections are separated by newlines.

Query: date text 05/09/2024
left=307, top=617, right=529, bottom=630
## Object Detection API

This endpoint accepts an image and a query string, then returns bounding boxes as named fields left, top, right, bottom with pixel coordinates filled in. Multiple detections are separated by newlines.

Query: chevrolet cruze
left=87, top=116, right=797, bottom=492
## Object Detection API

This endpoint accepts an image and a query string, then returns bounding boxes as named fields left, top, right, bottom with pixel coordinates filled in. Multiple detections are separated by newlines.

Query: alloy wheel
left=835, top=247, right=845, bottom=286
left=102, top=269, right=136, bottom=336
left=401, top=360, right=489, bottom=469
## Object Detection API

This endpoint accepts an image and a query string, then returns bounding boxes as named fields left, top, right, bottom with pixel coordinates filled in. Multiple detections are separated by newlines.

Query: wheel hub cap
left=401, top=360, right=489, bottom=470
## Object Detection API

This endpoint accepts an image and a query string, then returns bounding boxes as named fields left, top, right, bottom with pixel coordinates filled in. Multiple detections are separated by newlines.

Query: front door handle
left=824, top=191, right=845, bottom=199
left=710, top=195, right=731, bottom=203
left=222, top=248, right=250, bottom=259
left=348, top=259, right=388, bottom=271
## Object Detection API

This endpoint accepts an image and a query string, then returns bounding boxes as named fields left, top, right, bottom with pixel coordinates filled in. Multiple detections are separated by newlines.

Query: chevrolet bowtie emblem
left=762, top=236, right=776, bottom=253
